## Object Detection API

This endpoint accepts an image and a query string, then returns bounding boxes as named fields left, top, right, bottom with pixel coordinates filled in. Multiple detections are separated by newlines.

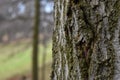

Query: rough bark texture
left=52, top=0, right=120, bottom=80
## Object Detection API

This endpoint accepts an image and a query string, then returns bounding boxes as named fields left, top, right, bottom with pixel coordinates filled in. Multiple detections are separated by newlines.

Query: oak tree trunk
left=52, top=0, right=120, bottom=80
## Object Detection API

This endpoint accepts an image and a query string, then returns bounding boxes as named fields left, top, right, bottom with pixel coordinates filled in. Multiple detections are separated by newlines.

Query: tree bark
left=52, top=0, right=120, bottom=80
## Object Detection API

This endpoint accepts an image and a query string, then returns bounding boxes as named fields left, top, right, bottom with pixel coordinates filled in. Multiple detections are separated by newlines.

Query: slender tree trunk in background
left=52, top=0, right=120, bottom=80
left=41, top=43, right=47, bottom=80
left=32, top=0, right=40, bottom=80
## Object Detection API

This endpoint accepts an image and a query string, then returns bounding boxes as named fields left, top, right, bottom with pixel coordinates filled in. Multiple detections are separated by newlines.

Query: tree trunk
left=51, top=0, right=120, bottom=80
left=32, top=0, right=40, bottom=80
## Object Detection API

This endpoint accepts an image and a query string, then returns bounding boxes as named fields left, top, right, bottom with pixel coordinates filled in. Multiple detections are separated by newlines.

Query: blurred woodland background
left=0, top=0, right=53, bottom=80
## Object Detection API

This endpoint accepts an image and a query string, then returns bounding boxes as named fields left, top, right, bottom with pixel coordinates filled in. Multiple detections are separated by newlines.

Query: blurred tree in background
left=32, top=0, right=39, bottom=80
left=0, top=0, right=53, bottom=80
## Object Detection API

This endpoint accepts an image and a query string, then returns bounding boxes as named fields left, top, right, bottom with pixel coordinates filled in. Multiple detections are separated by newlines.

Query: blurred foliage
left=0, top=0, right=53, bottom=80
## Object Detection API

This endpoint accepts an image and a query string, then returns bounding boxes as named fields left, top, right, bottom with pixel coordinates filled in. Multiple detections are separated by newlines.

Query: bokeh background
left=0, top=0, right=53, bottom=80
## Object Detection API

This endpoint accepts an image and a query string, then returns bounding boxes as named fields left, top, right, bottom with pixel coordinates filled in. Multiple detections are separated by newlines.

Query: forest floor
left=0, top=39, right=52, bottom=80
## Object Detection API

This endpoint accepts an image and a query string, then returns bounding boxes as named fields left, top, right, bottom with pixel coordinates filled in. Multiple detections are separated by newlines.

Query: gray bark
left=52, top=0, right=120, bottom=80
